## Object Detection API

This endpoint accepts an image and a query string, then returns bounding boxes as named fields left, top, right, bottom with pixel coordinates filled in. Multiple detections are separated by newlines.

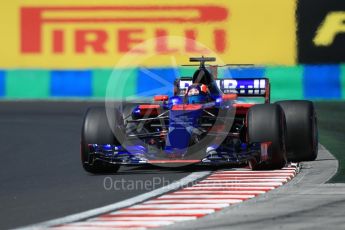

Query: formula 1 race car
left=81, top=57, right=318, bottom=173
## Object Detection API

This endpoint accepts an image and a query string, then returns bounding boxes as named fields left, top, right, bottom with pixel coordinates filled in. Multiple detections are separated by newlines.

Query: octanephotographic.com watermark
left=103, top=176, right=174, bottom=191
left=103, top=176, right=244, bottom=191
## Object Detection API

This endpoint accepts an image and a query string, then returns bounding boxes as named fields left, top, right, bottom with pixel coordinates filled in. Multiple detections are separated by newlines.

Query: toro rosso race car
left=81, top=57, right=318, bottom=173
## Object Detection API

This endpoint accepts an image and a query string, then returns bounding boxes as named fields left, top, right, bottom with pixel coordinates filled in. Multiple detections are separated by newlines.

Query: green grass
left=314, top=101, right=345, bottom=183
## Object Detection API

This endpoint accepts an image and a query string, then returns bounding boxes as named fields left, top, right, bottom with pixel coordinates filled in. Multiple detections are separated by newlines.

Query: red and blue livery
left=81, top=57, right=318, bottom=173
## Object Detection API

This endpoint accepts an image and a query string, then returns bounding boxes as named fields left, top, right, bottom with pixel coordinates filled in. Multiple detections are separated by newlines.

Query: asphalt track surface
left=0, top=101, right=196, bottom=229
left=161, top=145, right=345, bottom=230
left=1, top=101, right=344, bottom=230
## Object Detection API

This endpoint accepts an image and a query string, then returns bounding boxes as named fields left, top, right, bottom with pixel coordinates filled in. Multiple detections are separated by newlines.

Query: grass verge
left=314, top=101, right=345, bottom=183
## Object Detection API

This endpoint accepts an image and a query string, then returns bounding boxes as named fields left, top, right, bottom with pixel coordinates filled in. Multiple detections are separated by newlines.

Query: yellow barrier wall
left=0, top=0, right=296, bottom=68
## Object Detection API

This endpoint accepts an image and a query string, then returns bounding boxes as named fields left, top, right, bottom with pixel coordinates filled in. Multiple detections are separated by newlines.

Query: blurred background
left=0, top=0, right=344, bottom=100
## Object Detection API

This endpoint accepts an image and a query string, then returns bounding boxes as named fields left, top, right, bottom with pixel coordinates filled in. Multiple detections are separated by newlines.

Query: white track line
left=159, top=194, right=255, bottom=199
left=17, top=171, right=211, bottom=229
left=215, top=170, right=296, bottom=173
left=213, top=173, right=295, bottom=177
left=53, top=227, right=145, bottom=230
left=128, top=203, right=230, bottom=209
left=183, top=186, right=275, bottom=191
left=172, top=190, right=265, bottom=195
left=144, top=199, right=243, bottom=204
left=193, top=182, right=284, bottom=186
left=203, top=179, right=289, bottom=182
left=216, top=170, right=296, bottom=173
left=91, top=216, right=197, bottom=221
left=23, top=167, right=298, bottom=230
left=69, top=221, right=173, bottom=227
left=111, top=209, right=216, bottom=215
left=207, top=176, right=293, bottom=180
left=207, top=176, right=290, bottom=178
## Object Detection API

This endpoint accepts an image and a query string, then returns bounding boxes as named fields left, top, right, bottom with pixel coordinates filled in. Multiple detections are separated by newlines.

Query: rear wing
left=175, top=78, right=270, bottom=103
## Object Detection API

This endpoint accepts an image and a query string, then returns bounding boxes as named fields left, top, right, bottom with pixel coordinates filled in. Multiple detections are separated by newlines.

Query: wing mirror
left=222, top=93, right=237, bottom=101
left=154, top=95, right=169, bottom=102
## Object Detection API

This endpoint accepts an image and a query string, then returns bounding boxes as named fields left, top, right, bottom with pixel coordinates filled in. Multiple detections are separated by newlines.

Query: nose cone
left=166, top=104, right=203, bottom=154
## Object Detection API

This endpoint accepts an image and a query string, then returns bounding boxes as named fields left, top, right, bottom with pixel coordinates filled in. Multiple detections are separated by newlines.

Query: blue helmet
left=186, top=84, right=209, bottom=104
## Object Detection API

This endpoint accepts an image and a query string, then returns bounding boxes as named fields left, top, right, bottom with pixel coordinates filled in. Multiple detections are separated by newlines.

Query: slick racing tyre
left=81, top=107, right=123, bottom=174
left=275, top=100, right=318, bottom=162
left=247, top=104, right=287, bottom=170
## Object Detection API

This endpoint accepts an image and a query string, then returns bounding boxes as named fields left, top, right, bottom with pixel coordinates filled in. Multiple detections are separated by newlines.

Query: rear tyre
left=275, top=100, right=318, bottom=162
left=81, top=107, right=122, bottom=174
left=247, top=104, right=287, bottom=170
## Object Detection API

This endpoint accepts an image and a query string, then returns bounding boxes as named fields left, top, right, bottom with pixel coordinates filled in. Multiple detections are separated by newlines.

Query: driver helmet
left=186, top=84, right=209, bottom=104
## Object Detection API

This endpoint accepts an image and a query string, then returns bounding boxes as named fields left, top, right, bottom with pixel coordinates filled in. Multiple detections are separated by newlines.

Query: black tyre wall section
left=275, top=100, right=318, bottom=162
left=81, top=107, right=121, bottom=174
left=297, top=0, right=345, bottom=63
left=247, top=104, right=287, bottom=169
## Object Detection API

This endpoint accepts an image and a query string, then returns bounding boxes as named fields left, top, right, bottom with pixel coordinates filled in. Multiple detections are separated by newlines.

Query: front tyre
left=81, top=107, right=121, bottom=174
left=275, top=100, right=318, bottom=162
left=247, top=104, right=287, bottom=170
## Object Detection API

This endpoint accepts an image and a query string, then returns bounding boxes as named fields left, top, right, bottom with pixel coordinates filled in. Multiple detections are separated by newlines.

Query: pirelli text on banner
left=0, top=0, right=296, bottom=68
